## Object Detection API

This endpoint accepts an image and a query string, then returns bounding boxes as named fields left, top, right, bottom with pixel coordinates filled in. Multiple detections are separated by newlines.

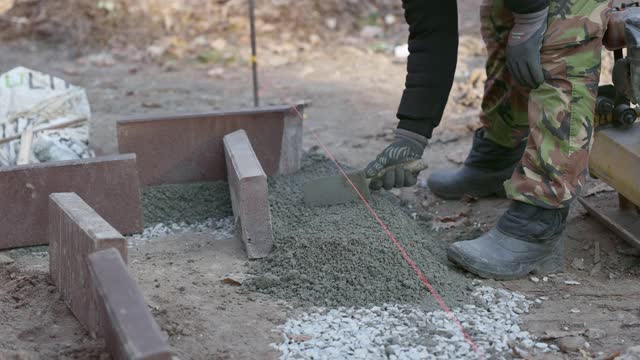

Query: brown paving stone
left=224, top=129, right=273, bottom=259
left=48, top=192, right=128, bottom=336
left=0, top=154, right=143, bottom=250
left=117, top=103, right=306, bottom=186
left=88, top=248, right=171, bottom=360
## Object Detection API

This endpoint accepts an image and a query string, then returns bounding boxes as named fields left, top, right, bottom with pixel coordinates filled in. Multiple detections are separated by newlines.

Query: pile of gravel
left=141, top=182, right=232, bottom=226
left=274, top=286, right=556, bottom=359
left=127, top=217, right=235, bottom=245
left=248, top=154, right=473, bottom=308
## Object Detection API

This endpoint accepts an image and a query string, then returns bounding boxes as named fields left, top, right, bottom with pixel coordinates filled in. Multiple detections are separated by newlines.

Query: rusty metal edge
left=578, top=196, right=640, bottom=248
left=117, top=102, right=311, bottom=125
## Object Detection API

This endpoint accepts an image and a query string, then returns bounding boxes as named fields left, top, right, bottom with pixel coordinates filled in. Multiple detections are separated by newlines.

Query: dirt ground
left=1, top=1, right=639, bottom=359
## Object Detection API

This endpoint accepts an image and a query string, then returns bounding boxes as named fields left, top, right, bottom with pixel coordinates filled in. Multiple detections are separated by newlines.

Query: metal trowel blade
left=303, top=170, right=371, bottom=207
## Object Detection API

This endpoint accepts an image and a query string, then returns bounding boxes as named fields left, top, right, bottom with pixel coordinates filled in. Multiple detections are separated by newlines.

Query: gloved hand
left=506, top=7, right=549, bottom=89
left=365, top=129, right=428, bottom=190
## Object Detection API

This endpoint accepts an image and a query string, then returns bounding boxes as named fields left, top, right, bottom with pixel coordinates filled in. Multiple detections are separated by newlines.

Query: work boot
left=427, top=129, right=526, bottom=199
left=447, top=201, right=569, bottom=280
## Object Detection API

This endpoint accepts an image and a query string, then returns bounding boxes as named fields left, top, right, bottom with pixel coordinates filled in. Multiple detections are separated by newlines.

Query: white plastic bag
left=0, top=66, right=92, bottom=166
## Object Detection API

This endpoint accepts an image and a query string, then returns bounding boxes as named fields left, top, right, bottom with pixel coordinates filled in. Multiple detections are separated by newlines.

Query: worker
left=365, top=0, right=610, bottom=280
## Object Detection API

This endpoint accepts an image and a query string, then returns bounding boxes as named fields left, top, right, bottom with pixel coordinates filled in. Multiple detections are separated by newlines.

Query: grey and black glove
left=506, top=7, right=549, bottom=89
left=365, top=129, right=428, bottom=190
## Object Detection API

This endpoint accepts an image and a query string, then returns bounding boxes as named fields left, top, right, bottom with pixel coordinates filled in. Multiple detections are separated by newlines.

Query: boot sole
left=447, top=248, right=565, bottom=281
left=430, top=185, right=507, bottom=201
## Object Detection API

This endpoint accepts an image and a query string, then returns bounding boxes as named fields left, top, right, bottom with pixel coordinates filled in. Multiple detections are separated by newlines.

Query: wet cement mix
left=249, top=154, right=473, bottom=308
left=140, top=154, right=473, bottom=309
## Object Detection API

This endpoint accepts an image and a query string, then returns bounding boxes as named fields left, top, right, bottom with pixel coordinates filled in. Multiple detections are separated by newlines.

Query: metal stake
left=249, top=0, right=259, bottom=107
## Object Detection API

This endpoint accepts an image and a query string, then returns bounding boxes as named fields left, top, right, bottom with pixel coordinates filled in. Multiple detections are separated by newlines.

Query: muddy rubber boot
left=447, top=201, right=569, bottom=280
left=427, top=129, right=526, bottom=199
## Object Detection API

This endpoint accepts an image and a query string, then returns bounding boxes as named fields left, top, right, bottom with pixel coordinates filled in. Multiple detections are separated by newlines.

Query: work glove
left=365, top=129, right=428, bottom=190
left=506, top=7, right=549, bottom=89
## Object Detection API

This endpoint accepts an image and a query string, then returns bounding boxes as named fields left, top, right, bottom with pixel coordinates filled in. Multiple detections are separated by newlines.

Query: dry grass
left=0, top=0, right=13, bottom=14
left=0, top=0, right=402, bottom=51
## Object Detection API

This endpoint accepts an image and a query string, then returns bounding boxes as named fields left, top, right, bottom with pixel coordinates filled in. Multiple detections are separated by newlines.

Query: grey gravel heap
left=248, top=154, right=473, bottom=308
left=127, top=217, right=234, bottom=245
left=274, top=286, right=556, bottom=360
left=141, top=182, right=232, bottom=226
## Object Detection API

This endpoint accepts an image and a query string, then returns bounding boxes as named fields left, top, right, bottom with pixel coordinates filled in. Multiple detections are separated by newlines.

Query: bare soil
left=1, top=1, right=639, bottom=358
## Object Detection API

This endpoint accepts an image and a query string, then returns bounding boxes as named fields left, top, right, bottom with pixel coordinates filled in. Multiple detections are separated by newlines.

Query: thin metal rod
left=249, top=0, right=259, bottom=107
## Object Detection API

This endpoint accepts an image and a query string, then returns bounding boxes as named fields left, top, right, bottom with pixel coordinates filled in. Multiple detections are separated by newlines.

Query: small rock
left=557, top=336, right=587, bottom=353
left=530, top=276, right=540, bottom=283
left=535, top=342, right=549, bottom=350
left=384, top=14, right=397, bottom=25
left=87, top=52, right=115, bottom=67
left=570, top=308, right=580, bottom=313
left=360, top=26, right=383, bottom=39
left=325, top=17, right=337, bottom=30
left=589, top=262, right=602, bottom=277
left=142, top=101, right=162, bottom=109
left=571, top=258, right=585, bottom=271
left=309, top=34, right=321, bottom=45
left=207, top=67, right=225, bottom=78
left=564, top=280, right=581, bottom=285
left=210, top=38, right=227, bottom=51
left=584, top=328, right=605, bottom=340
left=394, top=44, right=409, bottom=58
left=617, top=345, right=640, bottom=360
left=0, top=254, right=15, bottom=265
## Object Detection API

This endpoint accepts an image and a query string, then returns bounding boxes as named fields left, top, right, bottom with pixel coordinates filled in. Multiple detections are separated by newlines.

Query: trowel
left=303, top=160, right=427, bottom=207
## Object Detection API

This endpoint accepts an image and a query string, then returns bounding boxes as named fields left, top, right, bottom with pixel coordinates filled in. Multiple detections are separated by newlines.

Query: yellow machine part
left=589, top=123, right=640, bottom=206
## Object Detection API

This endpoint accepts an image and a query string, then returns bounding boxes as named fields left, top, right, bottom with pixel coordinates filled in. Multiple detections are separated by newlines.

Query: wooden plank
left=117, top=104, right=306, bottom=186
left=88, top=248, right=172, bottom=360
left=0, top=154, right=143, bottom=250
left=589, top=123, right=640, bottom=206
left=0, top=116, right=87, bottom=145
left=16, top=128, right=33, bottom=165
left=579, top=197, right=640, bottom=248
left=223, top=130, right=273, bottom=258
left=49, top=192, right=127, bottom=336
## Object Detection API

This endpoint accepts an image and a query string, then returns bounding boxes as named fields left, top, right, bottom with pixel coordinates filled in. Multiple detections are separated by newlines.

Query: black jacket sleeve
left=396, top=0, right=458, bottom=139
left=505, top=0, right=549, bottom=13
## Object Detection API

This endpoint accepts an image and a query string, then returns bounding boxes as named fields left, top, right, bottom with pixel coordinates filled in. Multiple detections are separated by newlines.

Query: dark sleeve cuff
left=505, top=0, right=549, bottom=13
left=397, top=118, right=436, bottom=139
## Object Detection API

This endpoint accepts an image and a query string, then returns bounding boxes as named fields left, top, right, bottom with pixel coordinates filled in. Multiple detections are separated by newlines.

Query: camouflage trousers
left=480, top=0, right=610, bottom=208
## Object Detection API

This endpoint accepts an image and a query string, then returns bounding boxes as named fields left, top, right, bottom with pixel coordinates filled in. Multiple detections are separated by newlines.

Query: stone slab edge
left=223, top=129, right=274, bottom=259
left=0, top=153, right=143, bottom=250
left=48, top=192, right=127, bottom=336
left=88, top=248, right=171, bottom=360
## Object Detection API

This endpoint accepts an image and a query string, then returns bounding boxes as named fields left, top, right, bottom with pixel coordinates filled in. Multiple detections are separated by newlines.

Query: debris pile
left=274, top=286, right=554, bottom=359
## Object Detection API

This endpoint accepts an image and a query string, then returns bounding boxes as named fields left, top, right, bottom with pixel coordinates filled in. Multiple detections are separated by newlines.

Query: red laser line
left=255, top=72, right=483, bottom=357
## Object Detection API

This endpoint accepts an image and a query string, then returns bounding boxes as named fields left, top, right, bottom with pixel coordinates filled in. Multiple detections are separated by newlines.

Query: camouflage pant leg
left=504, top=0, right=611, bottom=209
left=479, top=0, right=530, bottom=148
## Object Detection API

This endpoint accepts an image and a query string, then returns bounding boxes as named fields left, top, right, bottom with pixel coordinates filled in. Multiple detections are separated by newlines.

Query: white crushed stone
left=127, top=217, right=234, bottom=245
left=274, top=286, right=553, bottom=360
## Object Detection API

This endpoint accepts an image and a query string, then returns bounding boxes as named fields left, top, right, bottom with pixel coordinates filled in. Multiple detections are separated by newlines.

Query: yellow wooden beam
left=589, top=123, right=640, bottom=206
